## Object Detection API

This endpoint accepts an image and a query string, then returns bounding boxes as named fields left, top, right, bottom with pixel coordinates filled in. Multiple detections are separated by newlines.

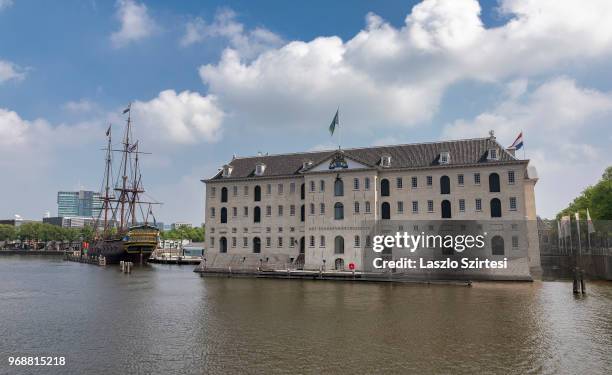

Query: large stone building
left=202, top=134, right=541, bottom=279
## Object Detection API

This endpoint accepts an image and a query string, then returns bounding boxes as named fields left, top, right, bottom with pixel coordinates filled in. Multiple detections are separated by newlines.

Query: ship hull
left=88, top=239, right=154, bottom=264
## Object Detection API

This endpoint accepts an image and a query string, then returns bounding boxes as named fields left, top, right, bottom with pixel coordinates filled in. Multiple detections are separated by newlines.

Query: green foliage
left=0, top=224, right=17, bottom=241
left=160, top=226, right=205, bottom=242
left=0, top=222, right=98, bottom=242
left=557, top=166, right=612, bottom=220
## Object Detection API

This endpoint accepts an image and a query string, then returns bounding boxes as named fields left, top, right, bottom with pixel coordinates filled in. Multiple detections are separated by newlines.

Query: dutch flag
left=510, top=132, right=524, bottom=150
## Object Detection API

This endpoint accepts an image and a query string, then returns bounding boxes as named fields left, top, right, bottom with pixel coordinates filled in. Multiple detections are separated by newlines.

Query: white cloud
left=0, top=59, right=25, bottom=83
left=442, top=77, right=612, bottom=217
left=132, top=90, right=224, bottom=144
left=63, top=99, right=99, bottom=114
left=0, top=0, right=12, bottom=11
left=198, top=0, right=612, bottom=133
left=110, top=0, right=156, bottom=48
left=180, top=9, right=283, bottom=59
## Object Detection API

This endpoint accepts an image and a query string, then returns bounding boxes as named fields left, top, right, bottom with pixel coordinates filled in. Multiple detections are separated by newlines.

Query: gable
left=307, top=152, right=372, bottom=172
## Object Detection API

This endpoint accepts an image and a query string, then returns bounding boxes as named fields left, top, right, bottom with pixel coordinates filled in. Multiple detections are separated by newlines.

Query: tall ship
left=88, top=104, right=161, bottom=264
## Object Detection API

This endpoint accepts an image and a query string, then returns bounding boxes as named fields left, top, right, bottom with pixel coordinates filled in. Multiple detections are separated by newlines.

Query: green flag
left=329, top=109, right=339, bottom=136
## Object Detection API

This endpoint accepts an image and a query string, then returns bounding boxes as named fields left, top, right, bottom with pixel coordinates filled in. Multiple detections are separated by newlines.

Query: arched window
left=334, top=258, right=345, bottom=270
left=253, top=237, right=261, bottom=253
left=441, top=200, right=451, bottom=219
left=254, top=185, right=261, bottom=201
left=254, top=206, right=261, bottom=223
left=381, top=202, right=390, bottom=220
left=492, top=235, right=504, bottom=255
left=221, top=187, right=228, bottom=202
left=490, top=198, right=502, bottom=218
left=220, top=237, right=227, bottom=253
left=220, top=207, right=227, bottom=223
left=489, top=173, right=500, bottom=193
left=440, top=176, right=450, bottom=194
left=334, top=178, right=344, bottom=196
left=300, top=183, right=305, bottom=200
left=381, top=179, right=390, bottom=196
left=300, top=205, right=305, bottom=222
left=334, top=202, right=344, bottom=220
left=334, top=236, right=344, bottom=254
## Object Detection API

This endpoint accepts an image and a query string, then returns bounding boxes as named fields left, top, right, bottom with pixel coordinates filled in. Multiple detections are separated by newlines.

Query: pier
left=64, top=252, right=107, bottom=266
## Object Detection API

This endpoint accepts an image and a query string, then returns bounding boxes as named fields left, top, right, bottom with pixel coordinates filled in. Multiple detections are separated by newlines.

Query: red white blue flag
left=510, top=132, right=524, bottom=150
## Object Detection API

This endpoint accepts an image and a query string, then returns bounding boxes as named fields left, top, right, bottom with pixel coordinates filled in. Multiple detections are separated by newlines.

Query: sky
left=1, top=0, right=612, bottom=225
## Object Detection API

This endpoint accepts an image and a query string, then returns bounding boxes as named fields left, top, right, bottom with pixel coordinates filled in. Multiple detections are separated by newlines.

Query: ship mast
left=97, top=124, right=114, bottom=234
left=118, top=103, right=132, bottom=231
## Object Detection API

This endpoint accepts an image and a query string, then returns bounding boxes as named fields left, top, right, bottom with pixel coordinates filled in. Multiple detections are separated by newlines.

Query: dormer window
left=302, top=160, right=313, bottom=170
left=380, top=155, right=392, bottom=168
left=439, top=152, right=450, bottom=165
left=255, top=163, right=266, bottom=176
left=222, top=164, right=233, bottom=177
left=488, top=149, right=498, bottom=161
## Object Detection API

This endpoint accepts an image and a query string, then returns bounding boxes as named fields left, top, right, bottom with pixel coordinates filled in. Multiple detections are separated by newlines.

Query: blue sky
left=1, top=0, right=612, bottom=224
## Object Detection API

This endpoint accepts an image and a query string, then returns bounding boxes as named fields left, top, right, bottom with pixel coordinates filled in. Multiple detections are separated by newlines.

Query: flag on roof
left=509, top=132, right=524, bottom=150
left=329, top=109, right=339, bottom=136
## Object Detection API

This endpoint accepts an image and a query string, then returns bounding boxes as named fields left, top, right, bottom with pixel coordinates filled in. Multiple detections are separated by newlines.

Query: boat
left=87, top=104, right=161, bottom=264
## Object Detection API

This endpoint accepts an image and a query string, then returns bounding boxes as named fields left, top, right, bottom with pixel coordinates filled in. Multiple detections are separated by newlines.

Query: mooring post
left=573, top=267, right=579, bottom=294
left=580, top=269, right=586, bottom=294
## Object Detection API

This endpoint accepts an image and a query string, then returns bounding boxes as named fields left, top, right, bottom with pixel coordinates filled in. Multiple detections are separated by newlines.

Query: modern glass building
left=57, top=190, right=102, bottom=218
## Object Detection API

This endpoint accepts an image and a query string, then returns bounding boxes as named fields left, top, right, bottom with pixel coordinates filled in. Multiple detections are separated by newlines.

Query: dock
left=64, top=252, right=107, bottom=266
left=148, top=255, right=202, bottom=265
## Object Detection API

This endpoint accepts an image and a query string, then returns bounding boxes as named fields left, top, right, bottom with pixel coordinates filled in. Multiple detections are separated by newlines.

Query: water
left=1, top=256, right=611, bottom=375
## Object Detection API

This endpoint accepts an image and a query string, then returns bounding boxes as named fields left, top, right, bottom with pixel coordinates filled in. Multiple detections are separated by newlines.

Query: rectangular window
left=265, top=237, right=271, bottom=247
left=266, top=227, right=271, bottom=233
left=243, top=186, right=248, bottom=196
left=427, top=200, right=434, bottom=212
left=243, top=237, right=248, bottom=247
left=232, top=207, right=237, bottom=217
left=320, top=236, right=326, bottom=247
left=290, top=182, right=295, bottom=193
left=509, top=197, right=517, bottom=211
left=427, top=176, right=433, bottom=186
left=354, top=236, right=360, bottom=247
left=233, top=186, right=238, bottom=196
left=508, top=171, right=516, bottom=185
left=210, top=207, right=216, bottom=217
left=266, top=184, right=272, bottom=194
left=365, top=178, right=370, bottom=190
left=290, top=205, right=295, bottom=216
left=354, top=202, right=360, bottom=214
left=366, top=236, right=372, bottom=247
left=320, top=180, right=325, bottom=192
left=397, top=201, right=404, bottom=213
left=290, top=237, right=295, bottom=247
left=412, top=201, right=418, bottom=213
left=475, top=198, right=482, bottom=212
left=243, top=207, right=248, bottom=217
left=310, top=204, right=315, bottom=215
left=278, top=237, right=283, bottom=247
left=278, top=184, right=283, bottom=194
left=309, top=236, right=315, bottom=247
left=232, top=227, right=237, bottom=233
left=232, top=237, right=237, bottom=247
left=512, top=236, right=519, bottom=248
left=320, top=203, right=325, bottom=215
left=411, top=176, right=418, bottom=188
left=396, top=177, right=403, bottom=189
left=365, top=201, right=371, bottom=213
left=310, top=181, right=315, bottom=192
left=459, top=199, right=465, bottom=212
left=266, top=205, right=271, bottom=216
left=474, top=173, right=481, bottom=185
left=278, top=205, right=284, bottom=216
left=278, top=227, right=283, bottom=233
left=458, top=174, right=464, bottom=186
left=354, top=178, right=360, bottom=190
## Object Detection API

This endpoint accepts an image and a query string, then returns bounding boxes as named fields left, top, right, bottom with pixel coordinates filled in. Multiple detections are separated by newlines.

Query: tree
left=0, top=224, right=17, bottom=241
left=557, top=166, right=612, bottom=220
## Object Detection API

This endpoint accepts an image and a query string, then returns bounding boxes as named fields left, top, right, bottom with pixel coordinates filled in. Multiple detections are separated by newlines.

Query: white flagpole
left=522, top=129, right=525, bottom=160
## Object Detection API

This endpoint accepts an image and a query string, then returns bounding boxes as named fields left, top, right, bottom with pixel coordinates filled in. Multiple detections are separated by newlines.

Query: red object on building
left=349, top=262, right=355, bottom=270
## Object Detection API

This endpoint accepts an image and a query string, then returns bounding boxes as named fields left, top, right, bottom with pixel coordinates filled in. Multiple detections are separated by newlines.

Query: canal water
left=0, top=256, right=611, bottom=375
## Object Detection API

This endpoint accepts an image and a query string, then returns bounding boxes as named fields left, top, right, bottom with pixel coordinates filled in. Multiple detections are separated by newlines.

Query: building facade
left=202, top=135, right=541, bottom=279
left=57, top=190, right=102, bottom=218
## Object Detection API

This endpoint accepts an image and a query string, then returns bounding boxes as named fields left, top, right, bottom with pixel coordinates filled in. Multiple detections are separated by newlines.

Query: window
left=489, top=173, right=500, bottom=193
left=492, top=235, right=504, bottom=255
left=366, top=236, right=372, bottom=247
left=320, top=203, right=325, bottom=215
left=427, top=200, right=434, bottom=213
left=310, top=181, right=315, bottom=192
left=334, top=236, right=344, bottom=254
left=300, top=205, right=305, bottom=222
left=509, top=197, right=517, bottom=211
left=365, top=201, right=371, bottom=213
left=458, top=174, right=464, bottom=186
left=381, top=179, right=390, bottom=196
left=365, top=177, right=370, bottom=190
left=232, top=237, right=236, bottom=247
left=310, top=203, right=315, bottom=215
left=243, top=207, right=248, bottom=217
left=211, top=187, right=216, bottom=197
left=254, top=207, right=261, bottom=223
left=278, top=184, right=284, bottom=194
left=396, top=177, right=403, bottom=189
left=290, top=237, right=295, bottom=247
left=243, top=237, right=248, bottom=247
left=440, top=176, right=450, bottom=194
left=488, top=149, right=498, bottom=160
left=412, top=201, right=418, bottom=213
left=354, top=178, right=360, bottom=190
left=474, top=173, right=481, bottom=185
left=411, top=177, right=418, bottom=188
left=490, top=198, right=502, bottom=218
left=232, top=207, right=237, bottom=217
left=334, top=203, right=344, bottom=220
left=278, top=237, right=283, bottom=247
left=309, top=236, right=315, bottom=247
left=334, top=178, right=344, bottom=196
left=266, top=237, right=271, bottom=247
left=354, top=235, right=360, bottom=247
left=244, top=186, right=248, bottom=196
left=220, top=207, right=227, bottom=223
left=381, top=155, right=391, bottom=167
left=266, top=184, right=272, bottom=194
left=266, top=206, right=271, bottom=216
left=290, top=183, right=295, bottom=193
left=475, top=199, right=482, bottom=212
left=255, top=163, right=265, bottom=176
left=354, top=201, right=360, bottom=214
left=254, top=186, right=261, bottom=201
left=381, top=202, right=391, bottom=220
left=210, top=236, right=215, bottom=247
left=512, top=236, right=519, bottom=249
left=290, top=205, right=295, bottom=216
left=221, top=187, right=228, bottom=202
left=427, top=176, right=433, bottom=186
left=210, top=207, right=216, bottom=218
left=508, top=171, right=516, bottom=185
left=397, top=201, right=404, bottom=213
left=220, top=237, right=228, bottom=253
left=253, top=237, right=261, bottom=253
left=320, top=180, right=325, bottom=192
left=278, top=227, right=283, bottom=233
left=233, top=186, right=238, bottom=196
left=441, top=200, right=451, bottom=219
left=440, top=151, right=450, bottom=164
left=278, top=205, right=284, bottom=216
left=320, top=236, right=326, bottom=247
left=459, top=199, right=465, bottom=212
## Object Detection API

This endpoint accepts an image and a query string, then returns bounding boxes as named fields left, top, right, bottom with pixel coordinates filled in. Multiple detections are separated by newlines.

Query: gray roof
left=206, top=137, right=524, bottom=181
